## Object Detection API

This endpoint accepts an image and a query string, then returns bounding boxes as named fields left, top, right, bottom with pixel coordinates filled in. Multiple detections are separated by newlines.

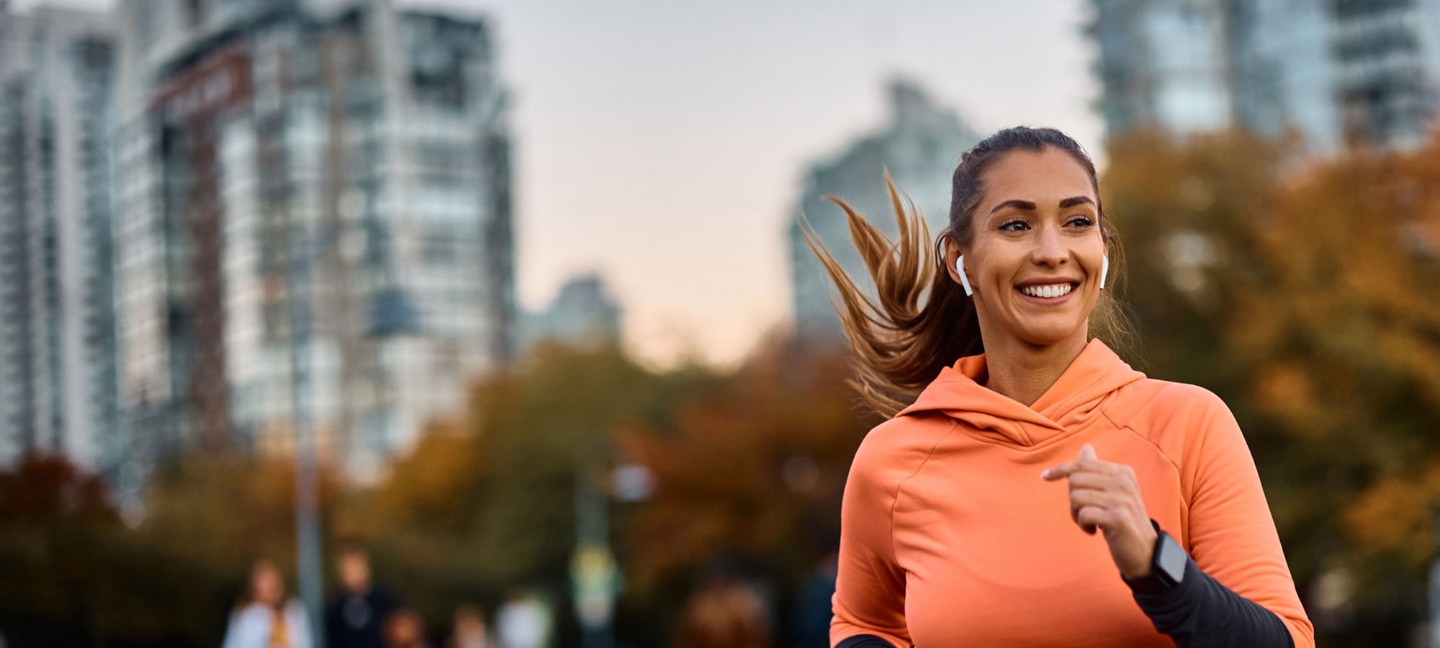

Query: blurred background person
left=788, top=545, right=838, bottom=648
left=494, top=589, right=551, bottom=648
left=674, top=571, right=772, bottom=648
left=382, top=609, right=431, bottom=648
left=327, top=541, right=399, bottom=648
left=223, top=560, right=313, bottom=648
left=449, top=605, right=493, bottom=648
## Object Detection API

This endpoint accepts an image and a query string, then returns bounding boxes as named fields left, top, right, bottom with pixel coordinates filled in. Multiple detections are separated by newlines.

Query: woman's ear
left=942, top=237, right=970, bottom=292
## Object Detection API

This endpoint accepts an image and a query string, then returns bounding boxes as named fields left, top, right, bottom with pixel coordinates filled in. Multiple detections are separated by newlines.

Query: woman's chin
left=1012, top=322, right=1089, bottom=349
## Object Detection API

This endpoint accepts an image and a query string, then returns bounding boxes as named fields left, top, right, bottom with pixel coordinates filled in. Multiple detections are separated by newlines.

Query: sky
left=13, top=0, right=1104, bottom=368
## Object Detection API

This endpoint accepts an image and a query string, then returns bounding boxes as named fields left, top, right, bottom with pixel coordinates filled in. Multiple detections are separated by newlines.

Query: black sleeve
left=836, top=636, right=902, bottom=648
left=1129, top=555, right=1295, bottom=648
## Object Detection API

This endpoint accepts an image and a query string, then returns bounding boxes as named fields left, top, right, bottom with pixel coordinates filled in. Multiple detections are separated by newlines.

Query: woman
left=382, top=608, right=431, bottom=648
left=222, top=560, right=314, bottom=648
left=449, top=604, right=494, bottom=648
left=810, top=127, right=1313, bottom=647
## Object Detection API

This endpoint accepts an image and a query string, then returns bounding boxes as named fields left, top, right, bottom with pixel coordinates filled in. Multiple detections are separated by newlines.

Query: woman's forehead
left=980, top=149, right=1096, bottom=208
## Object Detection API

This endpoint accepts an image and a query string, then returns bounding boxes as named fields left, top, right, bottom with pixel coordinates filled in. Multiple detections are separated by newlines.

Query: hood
left=895, top=339, right=1145, bottom=447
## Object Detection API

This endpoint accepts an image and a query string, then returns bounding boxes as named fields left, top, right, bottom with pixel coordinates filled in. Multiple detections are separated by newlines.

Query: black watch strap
left=1124, top=521, right=1187, bottom=595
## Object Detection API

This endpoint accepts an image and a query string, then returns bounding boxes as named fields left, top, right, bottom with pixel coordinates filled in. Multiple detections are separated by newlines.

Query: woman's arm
left=836, top=636, right=900, bottom=648
left=1126, top=546, right=1295, bottom=647
left=831, top=431, right=912, bottom=648
left=1175, top=393, right=1314, bottom=647
left=287, top=599, right=314, bottom=648
left=1044, top=391, right=1314, bottom=647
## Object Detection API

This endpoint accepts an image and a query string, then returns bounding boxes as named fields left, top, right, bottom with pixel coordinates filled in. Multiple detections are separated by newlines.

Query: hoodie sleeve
left=831, top=429, right=912, bottom=648
left=1181, top=390, right=1314, bottom=648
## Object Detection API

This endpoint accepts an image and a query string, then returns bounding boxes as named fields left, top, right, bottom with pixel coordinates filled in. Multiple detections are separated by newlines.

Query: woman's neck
left=981, top=333, right=1088, bottom=407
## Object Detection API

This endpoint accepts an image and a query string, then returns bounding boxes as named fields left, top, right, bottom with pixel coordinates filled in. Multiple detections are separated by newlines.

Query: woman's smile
left=1016, top=280, right=1080, bottom=303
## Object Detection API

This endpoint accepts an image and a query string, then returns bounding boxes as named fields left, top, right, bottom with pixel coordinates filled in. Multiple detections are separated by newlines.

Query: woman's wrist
left=1118, top=519, right=1161, bottom=580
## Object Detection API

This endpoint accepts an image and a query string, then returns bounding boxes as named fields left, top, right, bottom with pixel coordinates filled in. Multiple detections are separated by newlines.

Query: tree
left=0, top=454, right=121, bottom=645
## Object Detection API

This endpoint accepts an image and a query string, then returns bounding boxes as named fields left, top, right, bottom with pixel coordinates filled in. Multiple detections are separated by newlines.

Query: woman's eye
left=998, top=220, right=1029, bottom=232
left=1066, top=216, right=1095, bottom=228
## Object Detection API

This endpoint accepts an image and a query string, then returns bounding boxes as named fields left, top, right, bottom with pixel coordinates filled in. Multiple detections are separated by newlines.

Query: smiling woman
left=804, top=126, right=1314, bottom=647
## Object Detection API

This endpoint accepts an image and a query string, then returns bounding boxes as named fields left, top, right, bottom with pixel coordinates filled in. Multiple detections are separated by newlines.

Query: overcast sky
left=11, top=0, right=1104, bottom=367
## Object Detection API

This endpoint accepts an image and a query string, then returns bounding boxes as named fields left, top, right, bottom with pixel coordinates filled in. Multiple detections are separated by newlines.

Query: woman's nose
left=1030, top=226, right=1068, bottom=266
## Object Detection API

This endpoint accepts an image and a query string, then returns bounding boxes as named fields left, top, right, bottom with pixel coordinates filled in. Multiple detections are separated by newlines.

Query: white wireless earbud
left=956, top=255, right=974, bottom=296
left=1100, top=255, right=1109, bottom=291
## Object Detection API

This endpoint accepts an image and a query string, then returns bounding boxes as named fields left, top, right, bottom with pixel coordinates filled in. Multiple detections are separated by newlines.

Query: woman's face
left=945, top=147, right=1105, bottom=353
left=252, top=565, right=284, bottom=606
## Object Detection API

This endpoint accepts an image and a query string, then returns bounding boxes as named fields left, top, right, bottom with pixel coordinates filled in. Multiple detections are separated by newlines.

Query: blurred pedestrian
left=326, top=540, right=399, bottom=648
left=788, top=549, right=838, bottom=648
left=448, top=605, right=492, bottom=648
left=675, top=576, right=771, bottom=648
left=494, top=589, right=551, bottom=648
left=222, top=560, right=313, bottom=648
left=382, top=609, right=430, bottom=648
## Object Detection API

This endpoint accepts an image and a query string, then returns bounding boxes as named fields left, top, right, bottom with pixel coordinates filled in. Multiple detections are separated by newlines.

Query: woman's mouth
left=1017, top=283, right=1076, bottom=299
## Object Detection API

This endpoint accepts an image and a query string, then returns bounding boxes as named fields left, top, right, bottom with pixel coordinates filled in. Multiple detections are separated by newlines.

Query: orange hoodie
left=831, top=340, right=1313, bottom=647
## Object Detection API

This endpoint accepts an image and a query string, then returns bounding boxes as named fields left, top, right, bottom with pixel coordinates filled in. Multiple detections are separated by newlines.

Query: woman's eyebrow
left=989, top=199, right=1036, bottom=214
left=989, top=196, right=1095, bottom=214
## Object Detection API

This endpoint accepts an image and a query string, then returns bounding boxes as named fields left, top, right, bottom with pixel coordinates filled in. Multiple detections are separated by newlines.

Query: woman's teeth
left=1019, top=283, right=1073, bottom=299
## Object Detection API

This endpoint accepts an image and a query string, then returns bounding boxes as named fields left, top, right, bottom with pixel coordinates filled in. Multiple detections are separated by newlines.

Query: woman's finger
left=1068, top=488, right=1116, bottom=510
left=1076, top=505, right=1108, bottom=535
left=1042, top=444, right=1121, bottom=480
left=1065, top=471, right=1115, bottom=492
left=1068, top=490, right=1119, bottom=531
left=1040, top=461, right=1080, bottom=480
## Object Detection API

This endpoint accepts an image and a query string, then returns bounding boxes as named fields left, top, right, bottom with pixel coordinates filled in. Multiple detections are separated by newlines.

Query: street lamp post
left=289, top=218, right=326, bottom=646
left=571, top=461, right=652, bottom=648
left=288, top=176, right=416, bottom=645
left=1429, top=510, right=1440, bottom=647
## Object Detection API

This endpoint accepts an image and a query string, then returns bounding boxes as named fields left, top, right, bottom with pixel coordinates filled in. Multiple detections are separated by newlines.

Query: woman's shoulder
left=227, top=603, right=271, bottom=630
left=233, top=602, right=268, bottom=618
left=1110, top=377, right=1233, bottom=424
left=1108, top=377, right=1247, bottom=460
left=284, top=598, right=308, bottom=617
left=849, top=412, right=957, bottom=486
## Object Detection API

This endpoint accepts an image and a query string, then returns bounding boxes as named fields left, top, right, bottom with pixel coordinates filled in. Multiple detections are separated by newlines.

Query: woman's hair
left=802, top=126, right=1128, bottom=418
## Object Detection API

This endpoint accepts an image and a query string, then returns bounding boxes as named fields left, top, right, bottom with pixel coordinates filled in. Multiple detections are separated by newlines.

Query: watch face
left=1157, top=534, right=1187, bottom=584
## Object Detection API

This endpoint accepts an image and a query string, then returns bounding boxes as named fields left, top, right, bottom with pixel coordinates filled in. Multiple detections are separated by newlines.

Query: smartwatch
left=1125, top=523, right=1187, bottom=595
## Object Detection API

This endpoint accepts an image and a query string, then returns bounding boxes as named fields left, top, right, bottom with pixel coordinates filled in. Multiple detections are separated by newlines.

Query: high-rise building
left=1088, top=0, right=1234, bottom=139
left=1225, top=0, right=1338, bottom=152
left=787, top=80, right=982, bottom=341
left=111, top=0, right=515, bottom=484
left=0, top=5, right=120, bottom=479
left=519, top=273, right=622, bottom=355
left=1091, top=0, right=1440, bottom=153
left=1325, top=0, right=1440, bottom=148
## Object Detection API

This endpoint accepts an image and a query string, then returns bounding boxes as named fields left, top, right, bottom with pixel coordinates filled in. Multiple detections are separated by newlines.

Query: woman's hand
left=1041, top=444, right=1158, bottom=580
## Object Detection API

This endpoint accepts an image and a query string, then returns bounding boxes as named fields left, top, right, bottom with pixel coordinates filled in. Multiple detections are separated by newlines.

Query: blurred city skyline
left=11, top=0, right=1103, bottom=367
left=5, top=1, right=1440, bottom=645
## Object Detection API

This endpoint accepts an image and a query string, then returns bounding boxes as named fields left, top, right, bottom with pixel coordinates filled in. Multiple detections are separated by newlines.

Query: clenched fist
left=1041, top=444, right=1158, bottom=580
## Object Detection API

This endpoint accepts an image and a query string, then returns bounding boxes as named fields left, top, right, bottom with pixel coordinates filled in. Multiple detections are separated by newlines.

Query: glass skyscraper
left=112, top=0, right=516, bottom=486
left=1090, top=0, right=1440, bottom=153
left=1088, top=0, right=1234, bottom=139
left=0, top=5, right=120, bottom=484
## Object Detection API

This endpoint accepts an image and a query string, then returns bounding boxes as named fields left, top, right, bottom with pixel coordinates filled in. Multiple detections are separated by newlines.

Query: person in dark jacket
left=326, top=541, right=399, bottom=648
